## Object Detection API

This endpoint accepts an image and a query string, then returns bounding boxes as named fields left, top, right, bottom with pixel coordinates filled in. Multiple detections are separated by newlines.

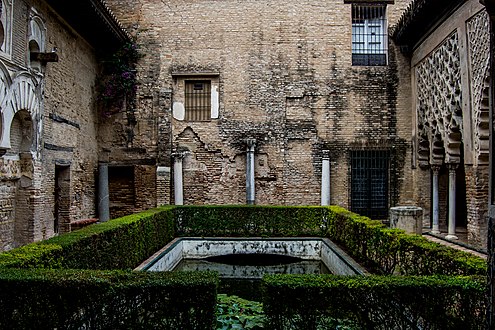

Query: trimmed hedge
left=174, top=205, right=328, bottom=237
left=0, top=269, right=218, bottom=329
left=326, top=206, right=487, bottom=276
left=0, top=207, right=175, bottom=270
left=263, top=274, right=486, bottom=330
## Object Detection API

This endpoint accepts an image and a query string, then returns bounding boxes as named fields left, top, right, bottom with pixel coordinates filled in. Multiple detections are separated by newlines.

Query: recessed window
left=29, top=40, right=41, bottom=72
left=0, top=0, right=12, bottom=56
left=185, top=80, right=211, bottom=121
left=352, top=4, right=388, bottom=66
left=0, top=22, right=4, bottom=52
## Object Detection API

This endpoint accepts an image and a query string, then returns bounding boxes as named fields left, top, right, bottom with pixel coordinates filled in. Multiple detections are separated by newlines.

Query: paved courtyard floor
left=422, top=227, right=487, bottom=259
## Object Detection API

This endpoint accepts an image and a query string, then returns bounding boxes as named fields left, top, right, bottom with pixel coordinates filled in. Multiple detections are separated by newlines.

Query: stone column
left=98, top=162, right=110, bottom=222
left=446, top=163, right=458, bottom=240
left=246, top=139, right=256, bottom=205
left=173, top=152, right=185, bottom=205
left=321, top=150, right=330, bottom=206
left=431, top=165, right=441, bottom=234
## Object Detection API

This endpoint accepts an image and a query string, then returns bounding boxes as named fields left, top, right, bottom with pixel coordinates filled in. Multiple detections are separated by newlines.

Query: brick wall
left=108, top=166, right=135, bottom=219
left=465, top=165, right=489, bottom=247
left=106, top=0, right=414, bottom=214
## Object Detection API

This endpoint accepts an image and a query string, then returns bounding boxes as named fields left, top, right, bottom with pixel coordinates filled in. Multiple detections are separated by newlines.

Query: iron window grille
left=350, top=149, right=390, bottom=219
left=185, top=80, right=211, bottom=121
left=352, top=4, right=388, bottom=66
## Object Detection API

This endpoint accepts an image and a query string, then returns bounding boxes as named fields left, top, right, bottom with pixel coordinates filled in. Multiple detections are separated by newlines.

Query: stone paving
left=422, top=231, right=488, bottom=259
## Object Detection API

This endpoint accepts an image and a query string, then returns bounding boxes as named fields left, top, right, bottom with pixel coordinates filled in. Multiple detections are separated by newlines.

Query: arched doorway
left=8, top=110, right=35, bottom=247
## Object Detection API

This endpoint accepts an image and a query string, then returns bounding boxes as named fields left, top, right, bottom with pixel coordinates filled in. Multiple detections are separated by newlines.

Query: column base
left=431, top=229, right=441, bottom=234
left=445, top=234, right=459, bottom=240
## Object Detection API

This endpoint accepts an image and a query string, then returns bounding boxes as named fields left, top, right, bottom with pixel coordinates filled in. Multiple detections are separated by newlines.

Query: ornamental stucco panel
left=415, top=31, right=463, bottom=165
left=467, top=9, right=490, bottom=165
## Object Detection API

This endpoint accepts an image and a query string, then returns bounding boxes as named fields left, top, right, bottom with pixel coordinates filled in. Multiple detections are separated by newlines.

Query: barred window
left=352, top=4, right=388, bottom=66
left=185, top=80, right=211, bottom=121
left=350, top=150, right=390, bottom=219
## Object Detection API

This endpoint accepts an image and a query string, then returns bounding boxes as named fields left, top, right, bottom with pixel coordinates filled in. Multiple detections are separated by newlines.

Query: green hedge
left=326, top=206, right=487, bottom=276
left=0, top=207, right=175, bottom=270
left=262, top=274, right=486, bottom=330
left=0, top=269, right=217, bottom=329
left=174, top=205, right=329, bottom=237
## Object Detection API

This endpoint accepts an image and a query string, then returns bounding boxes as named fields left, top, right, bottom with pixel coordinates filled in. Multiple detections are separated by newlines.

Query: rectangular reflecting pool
left=136, top=237, right=367, bottom=276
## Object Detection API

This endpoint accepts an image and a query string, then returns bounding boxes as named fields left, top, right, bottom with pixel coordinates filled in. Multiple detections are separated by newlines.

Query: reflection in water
left=174, top=253, right=331, bottom=279
left=174, top=253, right=331, bottom=300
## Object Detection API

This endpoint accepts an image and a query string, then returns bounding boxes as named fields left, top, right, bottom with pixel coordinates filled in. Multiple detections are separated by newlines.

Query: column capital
left=244, top=138, right=256, bottom=148
left=245, top=138, right=256, bottom=151
left=172, top=151, right=187, bottom=161
left=431, top=164, right=441, bottom=173
left=447, top=163, right=459, bottom=171
left=322, top=149, right=330, bottom=160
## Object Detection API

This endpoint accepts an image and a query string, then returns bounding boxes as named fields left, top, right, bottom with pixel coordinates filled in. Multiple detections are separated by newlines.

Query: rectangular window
left=185, top=80, right=211, bottom=121
left=352, top=4, right=387, bottom=66
left=350, top=150, right=389, bottom=219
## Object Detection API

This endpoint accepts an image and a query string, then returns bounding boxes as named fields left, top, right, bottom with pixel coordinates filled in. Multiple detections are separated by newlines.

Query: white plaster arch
left=2, top=72, right=41, bottom=153
left=28, top=9, right=46, bottom=53
left=28, top=10, right=47, bottom=72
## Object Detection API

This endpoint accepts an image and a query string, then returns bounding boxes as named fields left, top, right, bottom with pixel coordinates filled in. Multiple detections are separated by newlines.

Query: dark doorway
left=108, top=166, right=135, bottom=218
left=54, top=165, right=70, bottom=234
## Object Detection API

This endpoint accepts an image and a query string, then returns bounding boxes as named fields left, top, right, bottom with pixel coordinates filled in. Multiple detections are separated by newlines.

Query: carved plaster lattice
left=467, top=9, right=490, bottom=165
left=416, top=31, right=463, bottom=165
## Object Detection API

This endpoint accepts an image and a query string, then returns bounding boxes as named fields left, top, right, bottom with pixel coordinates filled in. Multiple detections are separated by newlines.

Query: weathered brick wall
left=465, top=165, right=489, bottom=247
left=0, top=0, right=102, bottom=250
left=108, top=166, right=135, bottom=218
left=134, top=165, right=157, bottom=211
left=40, top=0, right=100, bottom=235
left=105, top=0, right=414, bottom=213
left=0, top=180, right=17, bottom=250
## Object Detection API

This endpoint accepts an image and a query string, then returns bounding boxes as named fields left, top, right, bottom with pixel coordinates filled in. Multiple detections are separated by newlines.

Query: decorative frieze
left=0, top=157, right=20, bottom=180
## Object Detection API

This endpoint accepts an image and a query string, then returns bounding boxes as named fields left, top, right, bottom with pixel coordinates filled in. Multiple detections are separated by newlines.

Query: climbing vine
left=98, top=41, right=142, bottom=117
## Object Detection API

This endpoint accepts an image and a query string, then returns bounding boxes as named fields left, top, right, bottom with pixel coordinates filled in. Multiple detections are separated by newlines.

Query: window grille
left=350, top=150, right=389, bottom=219
left=352, top=4, right=387, bottom=66
left=185, top=80, right=211, bottom=121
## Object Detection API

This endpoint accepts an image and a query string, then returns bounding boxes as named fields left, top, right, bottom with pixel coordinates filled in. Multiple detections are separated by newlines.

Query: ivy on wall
left=97, top=41, right=142, bottom=118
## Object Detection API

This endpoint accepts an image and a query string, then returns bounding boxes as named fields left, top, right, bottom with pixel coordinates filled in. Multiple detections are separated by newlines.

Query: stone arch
left=28, top=10, right=46, bottom=72
left=7, top=109, right=36, bottom=247
left=3, top=72, right=41, bottom=156
left=29, top=12, right=46, bottom=52
left=6, top=110, right=32, bottom=156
